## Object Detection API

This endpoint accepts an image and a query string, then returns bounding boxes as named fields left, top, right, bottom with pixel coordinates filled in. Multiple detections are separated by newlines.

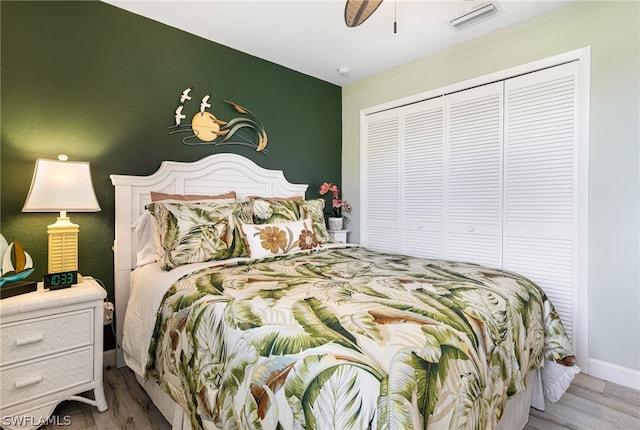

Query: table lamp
left=22, top=155, right=101, bottom=273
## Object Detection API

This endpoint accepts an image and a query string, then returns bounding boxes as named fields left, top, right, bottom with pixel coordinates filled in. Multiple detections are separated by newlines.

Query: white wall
left=342, top=0, right=639, bottom=387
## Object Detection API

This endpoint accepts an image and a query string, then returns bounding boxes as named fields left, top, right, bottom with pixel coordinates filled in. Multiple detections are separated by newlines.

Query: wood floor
left=43, top=367, right=639, bottom=430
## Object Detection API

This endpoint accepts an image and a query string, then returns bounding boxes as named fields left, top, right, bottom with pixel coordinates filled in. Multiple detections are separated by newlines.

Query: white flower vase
left=327, top=217, right=343, bottom=231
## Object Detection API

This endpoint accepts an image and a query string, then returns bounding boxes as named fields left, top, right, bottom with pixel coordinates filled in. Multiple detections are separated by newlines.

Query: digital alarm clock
left=43, top=270, right=78, bottom=290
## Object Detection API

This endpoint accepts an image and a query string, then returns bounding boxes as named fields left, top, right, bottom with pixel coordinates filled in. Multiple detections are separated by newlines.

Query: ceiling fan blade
left=345, top=0, right=384, bottom=27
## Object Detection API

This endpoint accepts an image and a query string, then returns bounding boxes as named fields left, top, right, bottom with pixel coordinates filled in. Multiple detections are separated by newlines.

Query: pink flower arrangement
left=319, top=182, right=351, bottom=217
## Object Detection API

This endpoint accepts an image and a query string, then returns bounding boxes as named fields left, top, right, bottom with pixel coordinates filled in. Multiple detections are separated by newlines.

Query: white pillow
left=131, top=211, right=163, bottom=267
left=240, top=218, right=319, bottom=259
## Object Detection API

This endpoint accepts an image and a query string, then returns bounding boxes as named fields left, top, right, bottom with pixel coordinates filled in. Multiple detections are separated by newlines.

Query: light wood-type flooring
left=41, top=366, right=639, bottom=429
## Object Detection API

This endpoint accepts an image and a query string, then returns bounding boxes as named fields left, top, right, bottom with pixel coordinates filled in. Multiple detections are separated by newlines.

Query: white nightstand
left=0, top=277, right=108, bottom=429
left=328, top=229, right=349, bottom=244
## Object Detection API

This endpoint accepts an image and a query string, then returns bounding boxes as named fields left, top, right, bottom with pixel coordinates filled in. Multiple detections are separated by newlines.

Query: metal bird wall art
left=169, top=87, right=268, bottom=153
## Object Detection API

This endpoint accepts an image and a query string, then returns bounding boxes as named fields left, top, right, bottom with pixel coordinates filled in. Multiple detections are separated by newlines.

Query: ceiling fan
left=345, top=1, right=503, bottom=31
left=344, top=0, right=384, bottom=27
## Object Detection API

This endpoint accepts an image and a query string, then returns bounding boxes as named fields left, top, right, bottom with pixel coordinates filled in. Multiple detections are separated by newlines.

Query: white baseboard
left=587, top=358, right=640, bottom=391
left=103, top=348, right=117, bottom=368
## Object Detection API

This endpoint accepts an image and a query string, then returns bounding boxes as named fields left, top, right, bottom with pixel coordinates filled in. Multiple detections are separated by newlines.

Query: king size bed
left=111, top=153, right=579, bottom=430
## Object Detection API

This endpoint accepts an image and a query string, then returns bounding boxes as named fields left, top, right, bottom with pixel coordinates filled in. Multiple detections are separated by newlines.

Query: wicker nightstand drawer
left=0, top=278, right=108, bottom=428
left=0, top=309, right=93, bottom=366
left=0, top=347, right=93, bottom=408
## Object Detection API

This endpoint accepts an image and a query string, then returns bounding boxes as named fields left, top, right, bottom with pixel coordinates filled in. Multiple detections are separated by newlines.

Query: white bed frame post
left=112, top=185, right=133, bottom=368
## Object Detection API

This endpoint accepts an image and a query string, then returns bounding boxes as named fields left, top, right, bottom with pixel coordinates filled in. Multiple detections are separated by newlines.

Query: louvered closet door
left=503, top=62, right=580, bottom=342
left=445, top=82, right=504, bottom=267
left=401, top=97, right=445, bottom=258
left=363, top=109, right=401, bottom=253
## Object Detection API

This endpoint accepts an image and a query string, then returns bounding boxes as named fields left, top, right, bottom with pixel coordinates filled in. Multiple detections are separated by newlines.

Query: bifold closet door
left=362, top=97, right=446, bottom=256
left=362, top=59, right=584, bottom=352
left=362, top=108, right=401, bottom=253
left=363, top=82, right=504, bottom=263
left=502, top=61, right=580, bottom=342
left=400, top=98, right=445, bottom=258
left=445, top=82, right=504, bottom=268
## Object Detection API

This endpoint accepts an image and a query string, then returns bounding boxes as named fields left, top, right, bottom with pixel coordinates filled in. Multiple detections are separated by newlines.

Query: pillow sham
left=297, top=198, right=333, bottom=244
left=131, top=210, right=163, bottom=267
left=147, top=200, right=252, bottom=270
left=150, top=191, right=236, bottom=203
left=240, top=218, right=319, bottom=259
left=250, top=197, right=333, bottom=244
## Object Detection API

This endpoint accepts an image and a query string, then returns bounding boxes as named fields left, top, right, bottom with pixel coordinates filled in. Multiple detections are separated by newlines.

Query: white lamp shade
left=22, top=159, right=101, bottom=213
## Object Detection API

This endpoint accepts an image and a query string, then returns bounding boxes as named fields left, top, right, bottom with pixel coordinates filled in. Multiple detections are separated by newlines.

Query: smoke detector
left=448, top=2, right=502, bottom=31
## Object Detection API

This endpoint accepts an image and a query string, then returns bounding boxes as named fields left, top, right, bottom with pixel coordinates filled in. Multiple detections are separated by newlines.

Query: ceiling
left=104, top=0, right=573, bottom=86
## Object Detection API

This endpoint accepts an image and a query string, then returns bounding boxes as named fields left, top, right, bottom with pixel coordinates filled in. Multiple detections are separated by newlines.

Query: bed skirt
left=135, top=369, right=544, bottom=430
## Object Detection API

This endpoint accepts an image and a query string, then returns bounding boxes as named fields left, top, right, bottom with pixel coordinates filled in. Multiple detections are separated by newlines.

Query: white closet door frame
left=360, top=47, right=590, bottom=369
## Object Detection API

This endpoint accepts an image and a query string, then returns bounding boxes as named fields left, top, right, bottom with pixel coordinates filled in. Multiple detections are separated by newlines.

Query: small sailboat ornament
left=0, top=234, right=35, bottom=288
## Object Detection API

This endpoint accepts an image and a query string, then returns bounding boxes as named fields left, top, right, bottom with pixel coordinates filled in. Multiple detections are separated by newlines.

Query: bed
left=110, top=153, right=579, bottom=430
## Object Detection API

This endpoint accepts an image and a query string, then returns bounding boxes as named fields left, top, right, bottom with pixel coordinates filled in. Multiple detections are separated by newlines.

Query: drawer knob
left=467, top=225, right=475, bottom=232
left=15, top=375, right=43, bottom=389
left=15, top=334, right=45, bottom=346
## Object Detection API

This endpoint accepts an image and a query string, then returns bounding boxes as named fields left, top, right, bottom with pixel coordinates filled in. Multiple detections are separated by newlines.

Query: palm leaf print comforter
left=147, top=246, right=577, bottom=430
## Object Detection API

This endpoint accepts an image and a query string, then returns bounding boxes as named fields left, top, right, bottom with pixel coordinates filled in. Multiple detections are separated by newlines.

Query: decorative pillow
left=147, top=201, right=253, bottom=270
left=241, top=218, right=319, bottom=259
left=251, top=198, right=298, bottom=223
left=131, top=210, right=163, bottom=267
left=297, top=198, right=333, bottom=244
left=150, top=191, right=236, bottom=203
left=250, top=197, right=333, bottom=244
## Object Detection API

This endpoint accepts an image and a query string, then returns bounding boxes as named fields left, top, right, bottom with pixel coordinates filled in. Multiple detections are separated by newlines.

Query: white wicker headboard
left=110, top=153, right=308, bottom=367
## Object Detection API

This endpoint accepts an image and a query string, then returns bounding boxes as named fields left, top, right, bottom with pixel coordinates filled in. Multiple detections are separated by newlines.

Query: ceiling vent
left=448, top=2, right=502, bottom=31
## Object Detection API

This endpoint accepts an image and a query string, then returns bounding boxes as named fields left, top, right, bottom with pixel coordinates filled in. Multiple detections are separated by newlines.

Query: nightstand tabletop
left=0, top=277, right=106, bottom=318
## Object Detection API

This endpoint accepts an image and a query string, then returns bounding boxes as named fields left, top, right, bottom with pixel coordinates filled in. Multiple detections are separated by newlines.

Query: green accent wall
left=1, top=1, right=342, bottom=348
